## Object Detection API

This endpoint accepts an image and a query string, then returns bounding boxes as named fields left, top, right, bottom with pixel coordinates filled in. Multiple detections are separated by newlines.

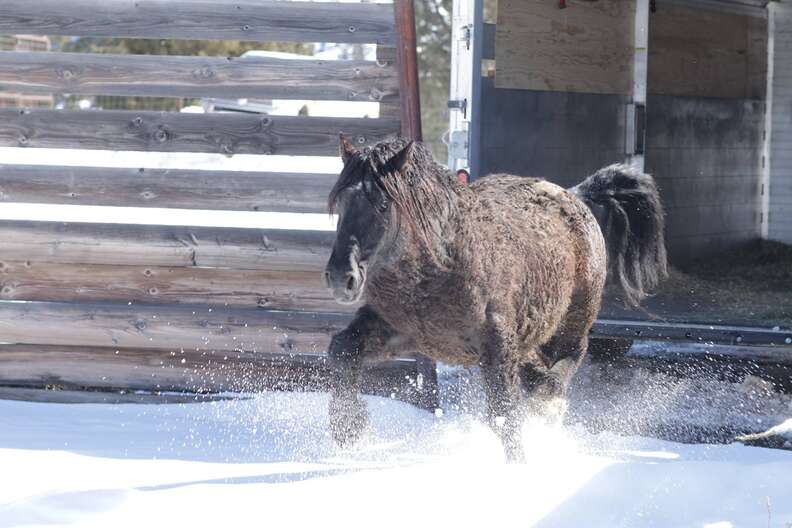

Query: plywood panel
left=648, top=5, right=767, bottom=99
left=495, top=0, right=635, bottom=94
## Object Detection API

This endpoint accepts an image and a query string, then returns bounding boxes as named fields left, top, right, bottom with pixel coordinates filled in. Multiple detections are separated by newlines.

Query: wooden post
left=394, top=0, right=422, bottom=141
left=394, top=0, right=437, bottom=408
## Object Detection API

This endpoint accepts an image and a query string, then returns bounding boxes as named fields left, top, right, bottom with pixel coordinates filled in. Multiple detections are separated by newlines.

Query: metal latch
left=448, top=98, right=467, bottom=119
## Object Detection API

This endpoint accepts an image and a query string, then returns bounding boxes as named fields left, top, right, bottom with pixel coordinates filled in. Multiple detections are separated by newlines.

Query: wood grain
left=0, top=165, right=336, bottom=213
left=495, top=0, right=635, bottom=94
left=0, top=260, right=355, bottom=313
left=0, top=344, right=418, bottom=396
left=0, top=51, right=399, bottom=103
left=0, top=109, right=400, bottom=156
left=0, top=0, right=396, bottom=44
left=0, top=300, right=349, bottom=352
left=648, top=5, right=767, bottom=99
left=0, top=221, right=334, bottom=271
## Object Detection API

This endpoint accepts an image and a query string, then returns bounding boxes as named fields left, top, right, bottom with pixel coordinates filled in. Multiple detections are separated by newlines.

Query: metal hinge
left=460, top=24, right=472, bottom=50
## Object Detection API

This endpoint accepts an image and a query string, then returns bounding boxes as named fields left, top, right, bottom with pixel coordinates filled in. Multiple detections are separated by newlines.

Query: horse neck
left=374, top=181, right=463, bottom=279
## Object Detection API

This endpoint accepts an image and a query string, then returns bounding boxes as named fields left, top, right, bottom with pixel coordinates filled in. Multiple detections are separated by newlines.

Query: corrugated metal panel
left=768, top=3, right=792, bottom=243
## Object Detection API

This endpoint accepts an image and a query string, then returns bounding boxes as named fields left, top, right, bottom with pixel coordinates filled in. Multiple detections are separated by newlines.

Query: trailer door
left=451, top=0, right=649, bottom=185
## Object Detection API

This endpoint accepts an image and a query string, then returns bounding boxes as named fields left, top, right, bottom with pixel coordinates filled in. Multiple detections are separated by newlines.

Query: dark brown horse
left=323, top=137, right=666, bottom=460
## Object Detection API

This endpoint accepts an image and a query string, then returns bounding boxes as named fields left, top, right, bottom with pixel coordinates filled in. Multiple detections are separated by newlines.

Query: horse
left=323, top=136, right=666, bottom=461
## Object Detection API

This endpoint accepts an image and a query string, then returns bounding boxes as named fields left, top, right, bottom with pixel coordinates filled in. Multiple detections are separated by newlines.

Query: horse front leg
left=480, top=305, right=525, bottom=462
left=328, top=305, right=404, bottom=447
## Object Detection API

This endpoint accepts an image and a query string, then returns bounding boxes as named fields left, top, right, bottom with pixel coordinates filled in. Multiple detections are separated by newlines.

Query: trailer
left=447, top=0, right=792, bottom=359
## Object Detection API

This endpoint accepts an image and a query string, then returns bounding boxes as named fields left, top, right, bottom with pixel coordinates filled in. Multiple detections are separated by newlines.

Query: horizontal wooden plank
left=0, top=51, right=399, bottom=103
left=0, top=301, right=350, bottom=352
left=0, top=344, right=420, bottom=397
left=0, top=221, right=334, bottom=271
left=0, top=109, right=399, bottom=156
left=0, top=165, right=335, bottom=213
left=0, top=386, right=235, bottom=404
left=0, top=260, right=353, bottom=313
left=0, top=0, right=395, bottom=44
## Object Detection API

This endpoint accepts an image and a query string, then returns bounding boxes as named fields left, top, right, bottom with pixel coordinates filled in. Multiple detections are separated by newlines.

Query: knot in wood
left=153, top=128, right=169, bottom=143
left=369, top=88, right=383, bottom=101
left=348, top=25, right=357, bottom=33
left=193, top=66, right=214, bottom=80
left=58, top=67, right=75, bottom=81
left=132, top=116, right=143, bottom=127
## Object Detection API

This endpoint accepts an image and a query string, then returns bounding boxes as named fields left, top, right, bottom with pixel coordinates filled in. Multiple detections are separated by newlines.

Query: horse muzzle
left=323, top=266, right=366, bottom=305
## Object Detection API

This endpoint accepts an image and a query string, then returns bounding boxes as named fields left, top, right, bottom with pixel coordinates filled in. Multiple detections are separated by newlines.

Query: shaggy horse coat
left=324, top=137, right=666, bottom=460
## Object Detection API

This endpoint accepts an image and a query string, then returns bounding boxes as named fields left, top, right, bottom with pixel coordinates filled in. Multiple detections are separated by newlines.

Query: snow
left=2, top=390, right=791, bottom=528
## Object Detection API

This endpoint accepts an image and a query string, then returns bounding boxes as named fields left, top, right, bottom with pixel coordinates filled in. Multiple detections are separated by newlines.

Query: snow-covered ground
left=2, top=381, right=792, bottom=528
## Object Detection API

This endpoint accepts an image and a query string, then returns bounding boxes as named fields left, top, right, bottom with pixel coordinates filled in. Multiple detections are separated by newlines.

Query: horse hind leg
left=523, top=292, right=599, bottom=422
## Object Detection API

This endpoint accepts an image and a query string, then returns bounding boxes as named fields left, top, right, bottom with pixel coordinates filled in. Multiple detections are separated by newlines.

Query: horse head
left=323, top=135, right=413, bottom=304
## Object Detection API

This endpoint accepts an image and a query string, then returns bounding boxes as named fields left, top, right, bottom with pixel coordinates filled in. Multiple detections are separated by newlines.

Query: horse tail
left=570, top=164, right=668, bottom=307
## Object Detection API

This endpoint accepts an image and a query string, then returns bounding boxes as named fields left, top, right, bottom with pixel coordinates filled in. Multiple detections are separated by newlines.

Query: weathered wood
left=0, top=221, right=334, bottom=271
left=0, top=51, right=399, bottom=103
left=0, top=300, right=350, bottom=352
left=0, top=344, right=408, bottom=394
left=648, top=5, right=767, bottom=99
left=495, top=0, right=635, bottom=94
left=394, top=0, right=422, bottom=140
left=376, top=46, right=397, bottom=65
left=0, top=165, right=335, bottom=213
left=0, top=0, right=396, bottom=45
left=0, top=110, right=400, bottom=156
left=0, top=386, right=235, bottom=404
left=0, top=344, right=433, bottom=408
left=0, top=260, right=354, bottom=313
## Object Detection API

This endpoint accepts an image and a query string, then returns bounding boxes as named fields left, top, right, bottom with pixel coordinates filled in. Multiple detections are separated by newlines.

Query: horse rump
left=571, top=164, right=667, bottom=306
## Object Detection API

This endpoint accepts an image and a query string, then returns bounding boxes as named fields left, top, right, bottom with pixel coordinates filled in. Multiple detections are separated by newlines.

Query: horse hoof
left=329, top=397, right=369, bottom=448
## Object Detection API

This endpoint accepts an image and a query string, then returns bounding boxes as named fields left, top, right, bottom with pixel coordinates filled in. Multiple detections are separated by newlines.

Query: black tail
left=571, top=164, right=668, bottom=307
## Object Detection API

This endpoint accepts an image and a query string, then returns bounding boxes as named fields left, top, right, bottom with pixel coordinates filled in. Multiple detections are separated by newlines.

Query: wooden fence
left=0, top=0, right=435, bottom=407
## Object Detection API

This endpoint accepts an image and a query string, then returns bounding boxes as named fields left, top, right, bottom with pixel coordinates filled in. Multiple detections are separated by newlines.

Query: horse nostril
left=346, top=274, right=356, bottom=291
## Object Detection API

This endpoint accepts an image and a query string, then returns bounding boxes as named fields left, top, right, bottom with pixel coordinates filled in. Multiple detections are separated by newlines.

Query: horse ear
left=339, top=134, right=358, bottom=164
left=390, top=141, right=414, bottom=173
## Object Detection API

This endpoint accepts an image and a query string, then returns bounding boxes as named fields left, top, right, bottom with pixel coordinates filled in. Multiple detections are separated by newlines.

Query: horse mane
left=328, top=138, right=458, bottom=248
